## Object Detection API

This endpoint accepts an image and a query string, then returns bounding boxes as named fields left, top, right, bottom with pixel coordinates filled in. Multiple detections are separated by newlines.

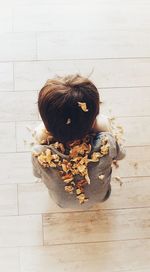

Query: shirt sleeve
left=106, top=133, right=126, bottom=160
left=92, top=132, right=126, bottom=161
left=93, top=114, right=111, bottom=132
left=31, top=155, right=41, bottom=178
left=115, top=141, right=126, bottom=160
left=31, top=144, right=46, bottom=178
left=33, top=122, right=46, bottom=144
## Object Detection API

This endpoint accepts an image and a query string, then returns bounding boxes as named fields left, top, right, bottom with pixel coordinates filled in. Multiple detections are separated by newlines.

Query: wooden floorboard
left=0, top=0, right=150, bottom=271
left=17, top=177, right=150, bottom=215
left=19, top=239, right=150, bottom=272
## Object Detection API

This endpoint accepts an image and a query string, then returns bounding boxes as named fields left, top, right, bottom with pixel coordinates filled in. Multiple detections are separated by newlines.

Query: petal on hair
left=66, top=118, right=71, bottom=124
left=78, top=102, right=88, bottom=112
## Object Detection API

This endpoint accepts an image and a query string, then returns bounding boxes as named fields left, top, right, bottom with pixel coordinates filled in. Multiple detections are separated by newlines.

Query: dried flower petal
left=62, top=173, right=74, bottom=183
left=85, top=173, right=90, bottom=184
left=100, top=143, right=110, bottom=156
left=66, top=118, right=71, bottom=124
left=90, top=152, right=102, bottom=162
left=61, top=163, right=68, bottom=173
left=51, top=154, right=60, bottom=162
left=78, top=102, right=88, bottom=112
left=36, top=148, right=58, bottom=168
left=53, top=142, right=59, bottom=149
left=112, top=160, right=119, bottom=168
left=99, top=174, right=105, bottom=180
left=78, top=164, right=86, bottom=174
left=65, top=185, right=74, bottom=193
left=62, top=173, right=73, bottom=180
left=52, top=142, right=65, bottom=153
left=76, top=193, right=88, bottom=204
left=32, top=152, right=40, bottom=157
left=64, top=178, right=74, bottom=183
left=115, top=176, right=121, bottom=181
left=69, top=143, right=90, bottom=158
left=68, top=139, right=81, bottom=148
left=45, top=149, right=52, bottom=163
left=76, top=179, right=88, bottom=188
left=114, top=176, right=123, bottom=186
left=76, top=188, right=82, bottom=195
left=49, top=161, right=57, bottom=168
left=33, top=127, right=113, bottom=204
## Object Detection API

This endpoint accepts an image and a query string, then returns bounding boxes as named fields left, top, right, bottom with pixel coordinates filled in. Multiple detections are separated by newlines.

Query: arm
left=31, top=144, right=47, bottom=178
left=105, top=132, right=126, bottom=161
left=93, top=116, right=125, bottom=160
left=115, top=141, right=126, bottom=161
left=32, top=154, right=41, bottom=178
left=33, top=122, right=47, bottom=144
left=92, top=115, right=111, bottom=133
left=33, top=122, right=53, bottom=144
left=93, top=132, right=126, bottom=161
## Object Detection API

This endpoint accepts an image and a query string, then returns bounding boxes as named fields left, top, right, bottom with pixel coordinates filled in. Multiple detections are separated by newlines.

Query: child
left=31, top=74, right=125, bottom=210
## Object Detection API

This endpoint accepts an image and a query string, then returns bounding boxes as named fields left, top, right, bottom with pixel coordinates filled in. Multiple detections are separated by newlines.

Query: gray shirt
left=31, top=132, right=125, bottom=210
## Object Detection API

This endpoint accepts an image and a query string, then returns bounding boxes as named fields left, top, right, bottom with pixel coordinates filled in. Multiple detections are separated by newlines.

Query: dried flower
left=99, top=174, right=105, bottom=180
left=76, top=188, right=82, bottom=195
left=78, top=102, right=88, bottom=112
left=52, top=142, right=65, bottom=153
left=33, top=133, right=111, bottom=204
left=62, top=173, right=74, bottom=183
left=66, top=118, right=71, bottom=125
left=100, top=143, right=110, bottom=156
left=90, top=152, right=102, bottom=162
left=76, top=193, right=88, bottom=204
left=65, top=185, right=74, bottom=193
left=112, top=160, right=119, bottom=168
left=85, top=173, right=91, bottom=184
left=114, top=176, right=123, bottom=186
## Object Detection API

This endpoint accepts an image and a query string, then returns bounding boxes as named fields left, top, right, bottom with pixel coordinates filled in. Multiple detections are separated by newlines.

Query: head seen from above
left=38, top=74, right=100, bottom=144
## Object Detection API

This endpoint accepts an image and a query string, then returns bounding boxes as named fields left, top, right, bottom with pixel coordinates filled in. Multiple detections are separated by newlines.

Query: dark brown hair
left=38, top=74, right=100, bottom=143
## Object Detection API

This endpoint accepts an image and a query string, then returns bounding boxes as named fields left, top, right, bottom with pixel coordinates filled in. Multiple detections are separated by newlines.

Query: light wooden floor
left=0, top=0, right=150, bottom=271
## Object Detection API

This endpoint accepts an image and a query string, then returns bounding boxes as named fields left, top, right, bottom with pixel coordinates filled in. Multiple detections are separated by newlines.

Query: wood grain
left=43, top=208, right=150, bottom=245
left=113, top=146, right=150, bottom=177
left=14, top=59, right=150, bottom=91
left=0, top=1, right=150, bottom=271
left=116, top=116, right=150, bottom=146
left=16, top=120, right=40, bottom=152
left=0, top=152, right=34, bottom=184
left=0, top=91, right=38, bottom=122
left=0, top=215, right=43, bottom=247
left=19, top=239, right=150, bottom=272
left=37, top=30, right=150, bottom=59
left=0, top=248, right=19, bottom=272
left=0, top=184, right=17, bottom=216
left=0, top=32, right=36, bottom=61
left=0, top=62, right=13, bottom=91
left=13, top=1, right=150, bottom=32
left=0, top=122, right=16, bottom=152
left=18, top=177, right=150, bottom=215
left=100, top=87, right=150, bottom=117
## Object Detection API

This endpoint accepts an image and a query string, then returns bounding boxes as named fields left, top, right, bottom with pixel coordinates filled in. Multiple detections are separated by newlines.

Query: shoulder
left=31, top=144, right=47, bottom=156
left=92, top=132, right=116, bottom=148
left=91, top=132, right=118, bottom=159
left=33, top=122, right=52, bottom=144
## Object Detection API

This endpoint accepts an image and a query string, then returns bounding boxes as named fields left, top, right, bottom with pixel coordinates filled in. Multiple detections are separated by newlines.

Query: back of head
left=38, top=74, right=100, bottom=144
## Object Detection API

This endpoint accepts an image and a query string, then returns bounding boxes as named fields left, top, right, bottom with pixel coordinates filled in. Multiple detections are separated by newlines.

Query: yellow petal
left=78, top=102, right=88, bottom=112
left=99, top=174, right=105, bottom=180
